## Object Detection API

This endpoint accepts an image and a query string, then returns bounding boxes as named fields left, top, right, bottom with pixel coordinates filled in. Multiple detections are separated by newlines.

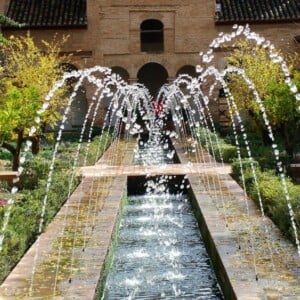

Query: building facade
left=0, top=0, right=299, bottom=127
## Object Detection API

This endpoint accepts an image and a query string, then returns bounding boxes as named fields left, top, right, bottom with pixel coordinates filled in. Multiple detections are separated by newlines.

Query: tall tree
left=0, top=33, right=70, bottom=171
left=226, top=40, right=300, bottom=156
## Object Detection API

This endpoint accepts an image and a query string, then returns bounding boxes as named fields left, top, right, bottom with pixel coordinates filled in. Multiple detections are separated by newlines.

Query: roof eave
left=215, top=18, right=300, bottom=25
left=2, top=24, right=88, bottom=30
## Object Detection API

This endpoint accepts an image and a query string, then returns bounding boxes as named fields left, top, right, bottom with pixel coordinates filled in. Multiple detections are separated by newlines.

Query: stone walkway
left=0, top=171, right=17, bottom=184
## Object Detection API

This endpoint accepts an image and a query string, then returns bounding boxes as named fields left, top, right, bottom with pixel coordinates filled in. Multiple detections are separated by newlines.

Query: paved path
left=0, top=171, right=17, bottom=184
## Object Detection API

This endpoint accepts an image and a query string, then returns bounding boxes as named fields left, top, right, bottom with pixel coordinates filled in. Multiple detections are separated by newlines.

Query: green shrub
left=197, top=127, right=237, bottom=162
left=249, top=145, right=288, bottom=170
left=0, top=149, right=12, bottom=160
left=39, top=149, right=54, bottom=160
left=231, top=158, right=260, bottom=180
left=80, top=131, right=112, bottom=166
left=210, top=143, right=237, bottom=163
left=196, top=127, right=217, bottom=147
left=224, top=131, right=290, bottom=170
left=20, top=156, right=50, bottom=189
left=247, top=170, right=300, bottom=243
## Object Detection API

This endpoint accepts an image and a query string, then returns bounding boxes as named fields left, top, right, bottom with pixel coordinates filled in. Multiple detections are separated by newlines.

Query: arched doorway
left=111, top=66, right=130, bottom=83
left=137, top=62, right=168, bottom=97
left=176, top=65, right=197, bottom=78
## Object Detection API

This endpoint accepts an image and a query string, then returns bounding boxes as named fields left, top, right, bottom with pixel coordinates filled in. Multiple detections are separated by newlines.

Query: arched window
left=140, top=19, right=164, bottom=53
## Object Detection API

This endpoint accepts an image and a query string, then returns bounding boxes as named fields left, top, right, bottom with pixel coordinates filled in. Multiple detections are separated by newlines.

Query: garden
left=0, top=24, right=299, bottom=287
left=0, top=32, right=113, bottom=282
left=0, top=133, right=112, bottom=282
left=195, top=40, right=300, bottom=244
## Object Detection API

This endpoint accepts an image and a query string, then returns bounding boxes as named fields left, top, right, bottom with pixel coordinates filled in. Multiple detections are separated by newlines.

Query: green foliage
left=20, top=155, right=51, bottom=189
left=0, top=14, right=24, bottom=44
left=231, top=157, right=300, bottom=243
left=264, top=81, right=296, bottom=125
left=0, top=132, right=112, bottom=283
left=197, top=127, right=237, bottom=163
left=211, top=143, right=237, bottom=163
left=82, top=132, right=112, bottom=165
left=225, top=130, right=290, bottom=170
left=0, top=15, right=23, bottom=27
left=0, top=149, right=12, bottom=160
left=231, top=158, right=260, bottom=183
left=247, top=170, right=300, bottom=242
left=226, top=40, right=300, bottom=156
left=227, top=40, right=284, bottom=114
left=0, top=85, right=41, bottom=142
left=0, top=33, right=70, bottom=170
left=196, top=127, right=216, bottom=146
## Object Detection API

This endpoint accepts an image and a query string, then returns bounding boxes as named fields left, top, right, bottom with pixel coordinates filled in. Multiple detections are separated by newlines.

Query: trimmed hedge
left=249, top=170, right=300, bottom=242
left=197, top=127, right=237, bottom=163
left=211, top=143, right=237, bottom=163
left=231, top=158, right=260, bottom=183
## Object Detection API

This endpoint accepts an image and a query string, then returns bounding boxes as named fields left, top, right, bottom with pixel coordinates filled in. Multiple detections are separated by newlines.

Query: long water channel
left=100, top=140, right=223, bottom=299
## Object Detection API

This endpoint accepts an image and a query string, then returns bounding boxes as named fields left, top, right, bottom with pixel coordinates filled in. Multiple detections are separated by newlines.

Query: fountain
left=0, top=24, right=300, bottom=299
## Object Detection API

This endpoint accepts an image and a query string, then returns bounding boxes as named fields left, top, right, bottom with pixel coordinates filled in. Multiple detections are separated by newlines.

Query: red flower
left=0, top=199, right=8, bottom=206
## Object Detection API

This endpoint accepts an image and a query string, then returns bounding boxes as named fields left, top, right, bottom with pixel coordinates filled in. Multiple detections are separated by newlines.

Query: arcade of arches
left=111, top=63, right=197, bottom=98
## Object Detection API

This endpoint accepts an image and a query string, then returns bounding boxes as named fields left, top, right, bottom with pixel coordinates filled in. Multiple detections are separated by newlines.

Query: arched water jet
left=199, top=24, right=300, bottom=106
left=156, top=48, right=300, bottom=284
left=38, top=71, right=153, bottom=296
left=212, top=65, right=299, bottom=258
left=0, top=65, right=153, bottom=295
left=30, top=69, right=114, bottom=295
left=158, top=76, right=231, bottom=228
left=194, top=24, right=300, bottom=258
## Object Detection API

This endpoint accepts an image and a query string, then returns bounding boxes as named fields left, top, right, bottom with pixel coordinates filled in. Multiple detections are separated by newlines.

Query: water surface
left=101, top=192, right=223, bottom=299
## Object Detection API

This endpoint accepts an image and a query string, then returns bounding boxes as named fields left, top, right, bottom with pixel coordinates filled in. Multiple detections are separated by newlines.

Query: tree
left=226, top=40, right=300, bottom=156
left=0, top=33, right=70, bottom=171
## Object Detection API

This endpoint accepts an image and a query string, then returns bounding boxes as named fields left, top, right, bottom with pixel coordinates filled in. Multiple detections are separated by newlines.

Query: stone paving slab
left=0, top=171, right=17, bottom=184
